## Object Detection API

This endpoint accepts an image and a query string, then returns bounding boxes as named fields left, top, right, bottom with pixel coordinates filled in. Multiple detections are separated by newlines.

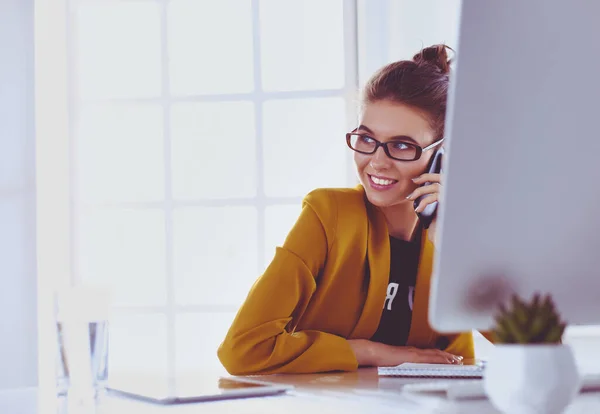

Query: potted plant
left=484, top=293, right=582, bottom=414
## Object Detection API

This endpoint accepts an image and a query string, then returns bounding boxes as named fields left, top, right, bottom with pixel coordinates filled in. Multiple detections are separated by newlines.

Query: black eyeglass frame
left=346, top=133, right=444, bottom=161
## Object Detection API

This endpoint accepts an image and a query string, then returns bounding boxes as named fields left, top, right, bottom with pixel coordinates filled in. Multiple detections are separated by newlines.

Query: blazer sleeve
left=217, top=190, right=358, bottom=375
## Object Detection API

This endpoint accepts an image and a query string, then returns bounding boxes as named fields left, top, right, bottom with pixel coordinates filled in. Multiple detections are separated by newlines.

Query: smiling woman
left=218, top=44, right=493, bottom=376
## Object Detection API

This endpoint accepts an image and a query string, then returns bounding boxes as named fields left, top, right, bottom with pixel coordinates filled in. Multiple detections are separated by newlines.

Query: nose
left=369, top=145, right=391, bottom=170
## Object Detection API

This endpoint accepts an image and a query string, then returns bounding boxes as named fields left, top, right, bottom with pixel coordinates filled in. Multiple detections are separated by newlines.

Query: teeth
left=371, top=176, right=395, bottom=185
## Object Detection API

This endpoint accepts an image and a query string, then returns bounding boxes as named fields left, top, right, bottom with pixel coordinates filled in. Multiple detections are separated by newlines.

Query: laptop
left=106, top=373, right=293, bottom=404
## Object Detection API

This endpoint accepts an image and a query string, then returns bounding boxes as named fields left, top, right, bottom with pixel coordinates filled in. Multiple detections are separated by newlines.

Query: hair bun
left=412, top=44, right=453, bottom=74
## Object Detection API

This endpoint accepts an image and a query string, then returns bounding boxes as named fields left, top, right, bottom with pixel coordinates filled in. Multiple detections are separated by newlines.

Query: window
left=67, top=0, right=358, bottom=375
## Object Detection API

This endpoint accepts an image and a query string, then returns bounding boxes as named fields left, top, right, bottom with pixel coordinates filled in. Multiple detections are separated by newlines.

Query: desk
left=3, top=368, right=600, bottom=414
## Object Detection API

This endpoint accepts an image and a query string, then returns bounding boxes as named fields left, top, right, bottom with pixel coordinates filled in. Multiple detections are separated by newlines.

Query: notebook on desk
left=378, top=362, right=484, bottom=378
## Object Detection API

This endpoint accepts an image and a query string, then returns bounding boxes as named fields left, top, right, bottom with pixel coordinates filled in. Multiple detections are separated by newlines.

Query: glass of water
left=55, top=286, right=111, bottom=399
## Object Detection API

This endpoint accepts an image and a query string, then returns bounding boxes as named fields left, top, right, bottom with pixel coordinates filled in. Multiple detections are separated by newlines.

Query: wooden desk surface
left=5, top=368, right=600, bottom=414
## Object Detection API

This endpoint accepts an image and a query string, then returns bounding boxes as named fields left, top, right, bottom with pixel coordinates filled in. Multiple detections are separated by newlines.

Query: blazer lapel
left=349, top=196, right=390, bottom=339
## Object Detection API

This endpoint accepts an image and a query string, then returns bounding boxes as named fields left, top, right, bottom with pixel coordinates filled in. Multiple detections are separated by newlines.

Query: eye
left=390, top=141, right=410, bottom=150
left=359, top=135, right=375, bottom=144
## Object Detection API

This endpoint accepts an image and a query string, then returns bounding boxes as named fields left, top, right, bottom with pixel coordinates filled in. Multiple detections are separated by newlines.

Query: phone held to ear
left=414, top=147, right=444, bottom=229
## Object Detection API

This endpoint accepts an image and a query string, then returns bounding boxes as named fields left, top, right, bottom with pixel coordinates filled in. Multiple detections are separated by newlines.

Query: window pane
left=109, top=313, right=167, bottom=375
left=77, top=104, right=164, bottom=203
left=175, top=312, right=235, bottom=374
left=168, top=0, right=254, bottom=95
left=76, top=2, right=162, bottom=99
left=78, top=209, right=166, bottom=307
left=259, top=0, right=345, bottom=91
left=173, top=207, right=258, bottom=306
left=171, top=102, right=256, bottom=200
left=264, top=204, right=301, bottom=268
left=263, top=98, right=348, bottom=197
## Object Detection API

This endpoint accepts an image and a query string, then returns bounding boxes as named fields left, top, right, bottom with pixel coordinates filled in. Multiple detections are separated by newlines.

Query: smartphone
left=414, top=147, right=444, bottom=229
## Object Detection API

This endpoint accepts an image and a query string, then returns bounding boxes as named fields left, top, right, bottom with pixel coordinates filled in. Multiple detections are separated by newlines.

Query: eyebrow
left=356, top=124, right=418, bottom=144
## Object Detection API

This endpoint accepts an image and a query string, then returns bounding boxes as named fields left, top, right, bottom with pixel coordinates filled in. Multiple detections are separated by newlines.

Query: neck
left=380, top=200, right=420, bottom=241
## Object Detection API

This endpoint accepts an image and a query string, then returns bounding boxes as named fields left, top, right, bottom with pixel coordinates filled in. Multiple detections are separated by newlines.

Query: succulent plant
left=492, top=293, right=567, bottom=344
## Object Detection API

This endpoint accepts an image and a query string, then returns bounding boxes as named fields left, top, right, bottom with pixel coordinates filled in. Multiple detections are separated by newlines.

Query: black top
left=370, top=233, right=421, bottom=346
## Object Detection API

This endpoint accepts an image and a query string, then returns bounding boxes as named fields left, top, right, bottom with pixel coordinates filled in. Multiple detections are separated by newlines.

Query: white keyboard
left=403, top=374, right=600, bottom=400
left=378, top=362, right=484, bottom=378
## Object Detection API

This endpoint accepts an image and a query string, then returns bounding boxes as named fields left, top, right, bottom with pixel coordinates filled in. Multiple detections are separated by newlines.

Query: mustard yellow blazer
left=218, top=186, right=488, bottom=375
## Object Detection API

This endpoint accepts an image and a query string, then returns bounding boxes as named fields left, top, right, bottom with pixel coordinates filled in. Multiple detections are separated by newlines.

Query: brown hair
left=361, top=44, right=453, bottom=139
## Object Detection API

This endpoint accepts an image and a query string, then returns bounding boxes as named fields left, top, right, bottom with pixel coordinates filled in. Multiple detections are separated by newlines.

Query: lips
left=369, top=174, right=398, bottom=185
left=367, top=174, right=399, bottom=190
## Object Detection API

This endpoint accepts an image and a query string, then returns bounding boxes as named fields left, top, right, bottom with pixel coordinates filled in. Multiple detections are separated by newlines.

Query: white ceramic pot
left=484, top=344, right=581, bottom=414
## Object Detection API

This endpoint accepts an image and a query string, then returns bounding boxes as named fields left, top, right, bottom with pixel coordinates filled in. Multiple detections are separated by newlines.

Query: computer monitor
left=429, top=0, right=600, bottom=333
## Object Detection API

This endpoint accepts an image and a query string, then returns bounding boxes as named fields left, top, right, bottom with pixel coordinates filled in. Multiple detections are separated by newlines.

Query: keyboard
left=378, top=362, right=484, bottom=378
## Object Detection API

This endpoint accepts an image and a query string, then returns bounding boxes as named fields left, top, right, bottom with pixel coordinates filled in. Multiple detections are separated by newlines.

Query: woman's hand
left=408, top=172, right=442, bottom=244
left=348, top=339, right=462, bottom=367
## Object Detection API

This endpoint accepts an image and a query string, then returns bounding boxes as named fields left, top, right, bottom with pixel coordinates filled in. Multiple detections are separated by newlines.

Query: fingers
left=412, top=173, right=441, bottom=184
left=417, top=354, right=451, bottom=364
left=442, top=351, right=463, bottom=364
left=414, top=349, right=463, bottom=365
left=382, top=346, right=464, bottom=367
left=406, top=183, right=440, bottom=201
left=414, top=193, right=438, bottom=213
left=452, top=355, right=464, bottom=364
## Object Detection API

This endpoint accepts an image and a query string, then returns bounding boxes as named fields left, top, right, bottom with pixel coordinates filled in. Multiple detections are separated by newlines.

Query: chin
left=361, top=181, right=408, bottom=208
left=364, top=191, right=401, bottom=208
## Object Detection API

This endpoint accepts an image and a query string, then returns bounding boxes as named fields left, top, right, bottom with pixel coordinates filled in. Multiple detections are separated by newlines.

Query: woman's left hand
left=408, top=173, right=442, bottom=244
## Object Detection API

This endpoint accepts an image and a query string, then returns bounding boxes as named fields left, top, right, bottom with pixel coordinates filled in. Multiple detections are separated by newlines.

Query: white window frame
left=52, top=0, right=361, bottom=377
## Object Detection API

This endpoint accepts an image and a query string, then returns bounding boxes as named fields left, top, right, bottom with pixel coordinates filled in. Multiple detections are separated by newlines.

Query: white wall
left=0, top=0, right=38, bottom=390
left=357, top=0, right=462, bottom=83
left=388, top=0, right=462, bottom=61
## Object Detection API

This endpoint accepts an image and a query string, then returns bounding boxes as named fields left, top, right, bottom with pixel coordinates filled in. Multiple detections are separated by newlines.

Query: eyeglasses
left=346, top=133, right=444, bottom=161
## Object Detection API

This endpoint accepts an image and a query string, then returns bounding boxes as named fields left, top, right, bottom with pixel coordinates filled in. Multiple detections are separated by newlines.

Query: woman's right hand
left=348, top=339, right=463, bottom=367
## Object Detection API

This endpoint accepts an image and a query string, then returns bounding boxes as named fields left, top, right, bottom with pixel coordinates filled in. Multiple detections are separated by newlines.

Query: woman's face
left=354, top=100, right=437, bottom=209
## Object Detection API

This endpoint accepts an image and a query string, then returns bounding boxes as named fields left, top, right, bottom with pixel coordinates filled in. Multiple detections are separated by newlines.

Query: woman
left=218, top=44, right=490, bottom=375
